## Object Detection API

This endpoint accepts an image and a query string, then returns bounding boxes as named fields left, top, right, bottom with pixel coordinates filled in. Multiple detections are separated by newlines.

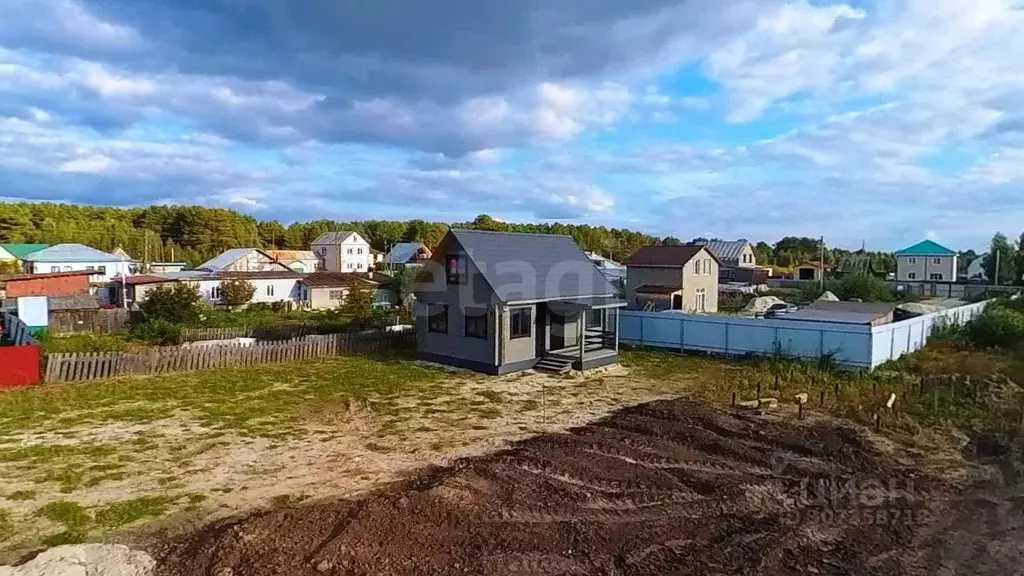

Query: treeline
left=0, top=204, right=657, bottom=266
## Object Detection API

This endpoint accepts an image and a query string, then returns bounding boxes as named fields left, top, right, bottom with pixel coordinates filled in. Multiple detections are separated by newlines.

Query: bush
left=129, top=319, right=182, bottom=345
left=965, top=305, right=1024, bottom=349
left=140, top=283, right=202, bottom=324
left=220, top=279, right=256, bottom=307
left=799, top=274, right=895, bottom=303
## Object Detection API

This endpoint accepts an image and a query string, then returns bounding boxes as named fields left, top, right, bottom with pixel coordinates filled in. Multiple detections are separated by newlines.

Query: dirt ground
left=154, top=399, right=944, bottom=576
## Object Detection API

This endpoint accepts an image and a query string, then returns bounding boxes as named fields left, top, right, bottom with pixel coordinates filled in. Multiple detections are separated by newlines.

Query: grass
left=4, top=490, right=36, bottom=501
left=0, top=354, right=445, bottom=439
left=0, top=509, right=12, bottom=543
left=35, top=501, right=92, bottom=530
left=38, top=332, right=143, bottom=355
left=94, top=496, right=172, bottom=528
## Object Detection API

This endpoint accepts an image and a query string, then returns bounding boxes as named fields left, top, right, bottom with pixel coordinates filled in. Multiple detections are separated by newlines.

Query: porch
left=536, top=297, right=626, bottom=372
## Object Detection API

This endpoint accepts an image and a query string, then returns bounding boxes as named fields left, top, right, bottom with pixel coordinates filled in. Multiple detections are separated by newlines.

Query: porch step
left=535, top=355, right=573, bottom=374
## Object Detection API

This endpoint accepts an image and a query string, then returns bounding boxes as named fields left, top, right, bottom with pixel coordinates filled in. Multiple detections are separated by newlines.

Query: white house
left=311, top=232, right=372, bottom=273
left=21, top=244, right=134, bottom=283
left=133, top=271, right=305, bottom=307
left=196, top=248, right=293, bottom=273
left=266, top=250, right=320, bottom=273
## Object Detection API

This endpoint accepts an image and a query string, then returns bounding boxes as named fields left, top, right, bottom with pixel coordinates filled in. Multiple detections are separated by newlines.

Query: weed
left=35, top=501, right=92, bottom=529
left=42, top=529, right=89, bottom=547
left=4, top=490, right=36, bottom=501
left=94, top=496, right=172, bottom=528
left=0, top=509, right=12, bottom=543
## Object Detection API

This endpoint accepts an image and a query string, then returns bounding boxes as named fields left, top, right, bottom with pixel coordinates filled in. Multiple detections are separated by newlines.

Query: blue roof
left=384, top=242, right=427, bottom=264
left=895, top=240, right=955, bottom=256
left=22, top=244, right=128, bottom=263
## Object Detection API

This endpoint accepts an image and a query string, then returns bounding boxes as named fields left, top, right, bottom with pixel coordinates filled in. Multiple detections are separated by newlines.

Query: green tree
left=661, top=236, right=683, bottom=246
left=339, top=286, right=374, bottom=319
left=1015, top=233, right=1024, bottom=285
left=982, top=233, right=1017, bottom=285
left=753, top=241, right=773, bottom=265
left=139, top=283, right=202, bottom=324
left=257, top=221, right=287, bottom=249
left=220, top=279, right=256, bottom=307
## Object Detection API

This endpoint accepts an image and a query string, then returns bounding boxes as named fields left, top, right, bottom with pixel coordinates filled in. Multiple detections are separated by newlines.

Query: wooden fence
left=2, top=312, right=38, bottom=345
left=49, top=308, right=130, bottom=335
left=44, top=328, right=415, bottom=383
left=178, top=326, right=254, bottom=342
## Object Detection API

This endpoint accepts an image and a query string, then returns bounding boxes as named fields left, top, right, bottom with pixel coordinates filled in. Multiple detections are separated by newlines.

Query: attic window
left=446, top=255, right=467, bottom=285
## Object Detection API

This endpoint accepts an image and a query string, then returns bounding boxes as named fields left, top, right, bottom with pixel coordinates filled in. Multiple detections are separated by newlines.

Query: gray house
left=414, top=229, right=626, bottom=374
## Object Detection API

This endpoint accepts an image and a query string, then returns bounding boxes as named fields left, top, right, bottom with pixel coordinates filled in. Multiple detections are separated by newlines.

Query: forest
left=0, top=202, right=894, bottom=270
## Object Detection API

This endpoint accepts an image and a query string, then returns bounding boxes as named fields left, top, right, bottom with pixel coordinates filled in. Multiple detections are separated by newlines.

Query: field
left=1, top=344, right=1022, bottom=573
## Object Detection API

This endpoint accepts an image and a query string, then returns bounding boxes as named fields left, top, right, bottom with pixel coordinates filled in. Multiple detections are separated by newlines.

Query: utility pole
left=995, top=250, right=1001, bottom=286
left=820, top=235, right=825, bottom=293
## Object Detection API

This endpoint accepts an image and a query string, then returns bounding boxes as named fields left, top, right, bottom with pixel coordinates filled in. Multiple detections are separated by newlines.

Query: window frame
left=266, top=284, right=275, bottom=297
left=428, top=304, right=449, bottom=334
left=908, top=272, right=917, bottom=280
left=445, top=254, right=468, bottom=285
left=586, top=309, right=603, bottom=329
left=693, top=259, right=701, bottom=275
left=929, top=273, right=943, bottom=280
left=211, top=285, right=222, bottom=300
left=932, top=257, right=942, bottom=265
left=908, top=257, right=917, bottom=265
left=509, top=307, right=532, bottom=340
left=464, top=307, right=488, bottom=340
left=97, top=266, right=106, bottom=274
left=329, top=290, right=345, bottom=300
left=347, top=248, right=354, bottom=255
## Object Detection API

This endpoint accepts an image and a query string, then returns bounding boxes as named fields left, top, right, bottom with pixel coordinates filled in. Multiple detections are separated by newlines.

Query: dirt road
left=155, top=399, right=937, bottom=576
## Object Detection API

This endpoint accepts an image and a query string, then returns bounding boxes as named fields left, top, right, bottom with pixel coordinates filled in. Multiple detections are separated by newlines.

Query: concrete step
left=535, top=356, right=573, bottom=374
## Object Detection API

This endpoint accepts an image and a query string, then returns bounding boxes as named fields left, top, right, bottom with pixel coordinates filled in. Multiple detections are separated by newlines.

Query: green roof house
left=894, top=240, right=957, bottom=282
left=0, top=243, right=49, bottom=264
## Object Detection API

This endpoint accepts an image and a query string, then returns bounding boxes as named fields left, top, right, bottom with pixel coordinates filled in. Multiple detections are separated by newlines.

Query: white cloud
left=60, top=154, right=116, bottom=174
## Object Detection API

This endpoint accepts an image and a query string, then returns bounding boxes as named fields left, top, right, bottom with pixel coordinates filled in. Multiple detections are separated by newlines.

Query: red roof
left=122, top=275, right=175, bottom=286
left=0, top=270, right=95, bottom=282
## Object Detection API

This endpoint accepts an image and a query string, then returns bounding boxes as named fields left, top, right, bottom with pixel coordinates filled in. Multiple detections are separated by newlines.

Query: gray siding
left=551, top=312, right=580, bottom=349
left=625, top=267, right=683, bottom=305
left=502, top=304, right=536, bottom=363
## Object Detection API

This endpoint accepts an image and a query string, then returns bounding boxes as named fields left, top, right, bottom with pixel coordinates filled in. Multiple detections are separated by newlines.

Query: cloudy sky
left=1, top=0, right=1022, bottom=250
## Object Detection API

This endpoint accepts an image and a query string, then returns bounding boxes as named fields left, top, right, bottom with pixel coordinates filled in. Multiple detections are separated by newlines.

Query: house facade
left=311, top=232, right=372, bottom=273
left=895, top=240, right=957, bottom=282
left=414, top=229, right=625, bottom=375
left=21, top=244, right=133, bottom=283
left=123, top=271, right=304, bottom=307
left=793, top=261, right=830, bottom=282
left=266, top=250, right=320, bottom=273
left=624, top=246, right=720, bottom=312
left=196, top=248, right=292, bottom=273
left=690, top=240, right=755, bottom=281
left=299, top=271, right=396, bottom=309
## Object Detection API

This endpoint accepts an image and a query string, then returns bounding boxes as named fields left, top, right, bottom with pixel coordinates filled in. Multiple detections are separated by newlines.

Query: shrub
left=139, top=283, right=202, bottom=324
left=965, top=305, right=1024, bottom=349
left=129, top=319, right=182, bottom=345
left=220, top=279, right=256, bottom=307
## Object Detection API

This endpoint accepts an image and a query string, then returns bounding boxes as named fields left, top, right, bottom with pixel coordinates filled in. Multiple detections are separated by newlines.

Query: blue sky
left=1, top=0, right=1023, bottom=251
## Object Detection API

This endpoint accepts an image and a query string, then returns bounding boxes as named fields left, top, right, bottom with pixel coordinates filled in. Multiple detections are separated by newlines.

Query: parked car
left=763, top=302, right=799, bottom=318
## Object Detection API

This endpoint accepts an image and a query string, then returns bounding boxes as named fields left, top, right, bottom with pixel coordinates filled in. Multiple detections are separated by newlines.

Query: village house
left=311, top=232, right=372, bottom=273
left=384, top=242, right=432, bottom=266
left=299, top=271, right=396, bottom=310
left=0, top=270, right=92, bottom=299
left=689, top=239, right=757, bottom=281
left=0, top=243, right=49, bottom=269
left=414, top=229, right=625, bottom=375
left=20, top=244, right=133, bottom=283
left=196, top=248, right=293, bottom=273
left=624, top=246, right=720, bottom=312
left=266, top=250, right=320, bottom=273
left=895, top=240, right=957, bottom=282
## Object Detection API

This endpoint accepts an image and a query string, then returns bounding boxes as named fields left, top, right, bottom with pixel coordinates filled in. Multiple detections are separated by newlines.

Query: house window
left=86, top=266, right=95, bottom=271
left=587, top=309, right=602, bottom=329
left=98, top=266, right=106, bottom=274
left=446, top=254, right=467, bottom=285
left=933, top=258, right=942, bottom=265
left=509, top=307, right=532, bottom=340
left=266, top=285, right=275, bottom=297
left=908, top=272, right=917, bottom=280
left=695, top=288, right=707, bottom=312
left=702, top=259, right=710, bottom=275
left=329, top=290, right=345, bottom=300
left=357, top=248, right=364, bottom=255
left=50, top=266, right=60, bottom=272
left=428, top=304, right=448, bottom=334
left=347, top=248, right=354, bottom=255
left=930, top=273, right=943, bottom=280
left=908, top=258, right=917, bottom=265
left=465, top=307, right=488, bottom=339
left=211, top=286, right=222, bottom=300
left=62, top=266, right=72, bottom=272
left=693, top=259, right=701, bottom=275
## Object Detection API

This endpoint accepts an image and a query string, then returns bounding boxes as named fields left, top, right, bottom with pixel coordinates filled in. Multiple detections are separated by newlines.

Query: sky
left=1, top=0, right=1023, bottom=251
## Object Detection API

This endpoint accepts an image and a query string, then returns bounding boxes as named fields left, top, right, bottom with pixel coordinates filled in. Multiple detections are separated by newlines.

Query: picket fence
left=179, top=326, right=254, bottom=342
left=44, top=328, right=415, bottom=383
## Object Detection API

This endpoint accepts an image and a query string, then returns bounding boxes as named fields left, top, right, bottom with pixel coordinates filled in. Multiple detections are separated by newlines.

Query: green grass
left=0, top=443, right=120, bottom=465
left=94, top=496, right=172, bottom=528
left=39, top=333, right=141, bottom=355
left=0, top=354, right=445, bottom=438
left=0, top=509, right=13, bottom=543
left=35, top=501, right=92, bottom=530
left=4, top=490, right=36, bottom=501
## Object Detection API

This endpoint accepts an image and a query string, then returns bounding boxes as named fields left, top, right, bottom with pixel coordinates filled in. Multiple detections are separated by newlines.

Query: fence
left=619, top=300, right=988, bottom=369
left=179, top=326, right=254, bottom=342
left=44, top=328, right=415, bottom=383
left=48, top=308, right=130, bottom=335
left=0, top=312, right=42, bottom=387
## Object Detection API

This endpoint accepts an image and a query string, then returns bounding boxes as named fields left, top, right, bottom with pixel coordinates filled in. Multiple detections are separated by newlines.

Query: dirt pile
left=155, top=400, right=935, bottom=576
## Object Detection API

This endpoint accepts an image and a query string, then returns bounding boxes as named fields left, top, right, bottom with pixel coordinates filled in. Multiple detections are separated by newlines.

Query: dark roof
left=299, top=271, right=390, bottom=288
left=446, top=229, right=615, bottom=302
left=634, top=284, right=682, bottom=295
left=689, top=240, right=750, bottom=266
left=556, top=296, right=628, bottom=309
left=123, top=275, right=175, bottom=286
left=776, top=309, right=889, bottom=325
left=217, top=271, right=304, bottom=280
left=624, top=246, right=718, bottom=267
left=806, top=301, right=895, bottom=315
left=49, top=294, right=100, bottom=310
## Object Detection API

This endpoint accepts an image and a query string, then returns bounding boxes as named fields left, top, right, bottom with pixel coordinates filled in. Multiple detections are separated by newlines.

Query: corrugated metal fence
left=2, top=311, right=37, bottom=345
left=44, top=328, right=415, bottom=383
left=619, top=301, right=989, bottom=369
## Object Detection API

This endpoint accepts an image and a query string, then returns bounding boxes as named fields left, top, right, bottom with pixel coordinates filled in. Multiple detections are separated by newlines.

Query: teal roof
left=895, top=240, right=955, bottom=256
left=0, top=243, right=49, bottom=259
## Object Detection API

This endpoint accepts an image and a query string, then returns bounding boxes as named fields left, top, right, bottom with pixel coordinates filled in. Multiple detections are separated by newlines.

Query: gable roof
left=624, top=245, right=718, bottom=267
left=689, top=239, right=750, bottom=265
left=444, top=229, right=615, bottom=302
left=196, top=248, right=286, bottom=272
left=0, top=243, right=49, bottom=259
left=384, top=242, right=429, bottom=264
left=311, top=231, right=361, bottom=245
left=21, top=244, right=128, bottom=263
left=895, top=240, right=955, bottom=256
left=299, top=271, right=391, bottom=288
left=266, top=250, right=318, bottom=262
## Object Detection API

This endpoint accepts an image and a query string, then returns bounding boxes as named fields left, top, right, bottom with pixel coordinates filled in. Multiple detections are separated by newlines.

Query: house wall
left=550, top=312, right=580, bottom=349
left=794, top=266, right=824, bottom=282
left=625, top=267, right=683, bottom=306
left=220, top=250, right=285, bottom=272
left=681, top=252, right=719, bottom=313
left=896, top=255, right=957, bottom=282
left=308, top=286, right=347, bottom=309
left=191, top=278, right=302, bottom=305
left=415, top=240, right=500, bottom=369
left=312, top=234, right=372, bottom=273
left=5, top=275, right=90, bottom=298
left=0, top=247, right=14, bottom=261
left=737, top=244, right=757, bottom=267
left=283, top=259, right=320, bottom=273
left=25, top=260, right=131, bottom=283
left=501, top=304, right=536, bottom=364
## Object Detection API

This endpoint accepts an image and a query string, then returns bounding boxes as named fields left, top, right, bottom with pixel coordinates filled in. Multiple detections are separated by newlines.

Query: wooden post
left=731, top=392, right=736, bottom=407
left=874, top=413, right=881, bottom=432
